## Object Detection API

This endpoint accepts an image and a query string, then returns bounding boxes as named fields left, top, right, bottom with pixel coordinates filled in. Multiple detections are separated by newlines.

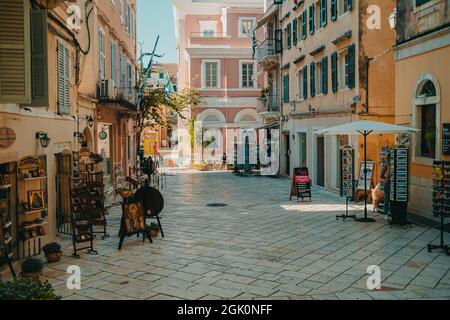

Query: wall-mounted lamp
left=86, top=115, right=94, bottom=127
left=388, top=9, right=397, bottom=30
left=35, top=131, right=51, bottom=148
left=74, top=131, right=84, bottom=144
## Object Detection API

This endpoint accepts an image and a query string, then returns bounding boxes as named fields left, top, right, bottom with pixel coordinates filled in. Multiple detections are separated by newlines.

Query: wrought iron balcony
left=256, top=39, right=279, bottom=69
left=257, top=95, right=280, bottom=113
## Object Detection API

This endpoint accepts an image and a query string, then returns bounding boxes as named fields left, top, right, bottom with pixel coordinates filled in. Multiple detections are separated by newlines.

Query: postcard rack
left=428, top=161, right=450, bottom=255
left=0, top=163, right=16, bottom=277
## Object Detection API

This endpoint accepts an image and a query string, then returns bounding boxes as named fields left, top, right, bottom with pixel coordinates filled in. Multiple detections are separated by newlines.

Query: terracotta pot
left=20, top=271, right=42, bottom=281
left=150, top=229, right=159, bottom=238
left=45, top=251, right=62, bottom=263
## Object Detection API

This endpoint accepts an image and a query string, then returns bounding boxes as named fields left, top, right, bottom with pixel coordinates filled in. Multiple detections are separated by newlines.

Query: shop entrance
left=298, top=132, right=307, bottom=168
left=55, top=152, right=72, bottom=235
left=316, top=136, right=325, bottom=187
left=284, top=134, right=290, bottom=176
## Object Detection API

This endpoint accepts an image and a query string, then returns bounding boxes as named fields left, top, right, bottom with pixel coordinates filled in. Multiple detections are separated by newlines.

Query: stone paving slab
left=2, top=171, right=449, bottom=300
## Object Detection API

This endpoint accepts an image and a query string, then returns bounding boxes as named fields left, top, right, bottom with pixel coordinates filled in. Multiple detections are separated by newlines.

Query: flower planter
left=45, top=251, right=62, bottom=263
left=150, top=229, right=159, bottom=238
left=20, top=271, right=42, bottom=281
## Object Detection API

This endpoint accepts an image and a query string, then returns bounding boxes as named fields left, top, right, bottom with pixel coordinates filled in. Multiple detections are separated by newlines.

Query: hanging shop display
left=337, top=145, right=356, bottom=221
left=356, top=160, right=374, bottom=192
left=17, top=156, right=48, bottom=258
left=428, top=161, right=450, bottom=255
left=389, top=146, right=409, bottom=225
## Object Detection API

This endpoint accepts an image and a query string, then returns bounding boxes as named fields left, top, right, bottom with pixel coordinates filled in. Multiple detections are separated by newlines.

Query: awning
left=314, top=120, right=419, bottom=135
left=256, top=4, right=279, bottom=29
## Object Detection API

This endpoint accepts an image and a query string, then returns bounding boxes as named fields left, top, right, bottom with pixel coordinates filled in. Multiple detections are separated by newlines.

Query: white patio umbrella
left=315, top=120, right=419, bottom=222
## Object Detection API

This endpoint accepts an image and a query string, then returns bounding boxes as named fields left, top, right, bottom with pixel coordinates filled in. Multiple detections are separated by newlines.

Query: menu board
left=357, top=160, right=374, bottom=191
left=443, top=124, right=450, bottom=156
left=341, top=145, right=354, bottom=198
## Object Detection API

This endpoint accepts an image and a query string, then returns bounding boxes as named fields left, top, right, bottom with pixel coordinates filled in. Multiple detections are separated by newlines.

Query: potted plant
left=149, top=222, right=159, bottom=238
left=20, top=257, right=44, bottom=281
left=0, top=279, right=61, bottom=300
left=42, top=242, right=62, bottom=263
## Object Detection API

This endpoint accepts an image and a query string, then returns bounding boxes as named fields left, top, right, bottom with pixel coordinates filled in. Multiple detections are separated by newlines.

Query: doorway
left=55, top=152, right=72, bottom=235
left=298, top=132, right=307, bottom=168
left=316, top=136, right=325, bottom=187
left=284, top=134, right=290, bottom=176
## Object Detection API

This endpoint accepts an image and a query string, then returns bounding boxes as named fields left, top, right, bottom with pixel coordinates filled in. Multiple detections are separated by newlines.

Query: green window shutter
left=302, top=65, right=308, bottom=100
left=322, top=56, right=328, bottom=95
left=283, top=74, right=290, bottom=103
left=310, top=62, right=315, bottom=97
left=57, top=41, right=71, bottom=114
left=287, top=23, right=291, bottom=49
left=309, top=5, right=315, bottom=35
left=348, top=44, right=356, bottom=89
left=348, top=0, right=353, bottom=11
left=0, top=0, right=31, bottom=104
left=331, top=52, right=338, bottom=92
left=321, top=0, right=328, bottom=28
left=293, top=18, right=298, bottom=46
left=30, top=9, right=48, bottom=106
left=331, top=0, right=337, bottom=21
left=302, top=11, right=307, bottom=40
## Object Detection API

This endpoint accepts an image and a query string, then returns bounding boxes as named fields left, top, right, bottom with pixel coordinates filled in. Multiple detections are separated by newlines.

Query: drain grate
left=206, top=203, right=228, bottom=207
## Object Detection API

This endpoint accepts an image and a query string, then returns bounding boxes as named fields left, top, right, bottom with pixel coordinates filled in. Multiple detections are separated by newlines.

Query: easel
left=1, top=242, right=16, bottom=278
left=118, top=201, right=152, bottom=250
left=336, top=196, right=357, bottom=221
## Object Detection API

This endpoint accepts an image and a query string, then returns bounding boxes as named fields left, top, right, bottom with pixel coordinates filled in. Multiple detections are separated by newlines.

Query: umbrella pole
left=357, top=130, right=376, bottom=222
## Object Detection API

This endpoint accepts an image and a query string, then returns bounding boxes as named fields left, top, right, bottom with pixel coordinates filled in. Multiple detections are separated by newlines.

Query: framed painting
left=122, top=201, right=145, bottom=235
left=28, top=190, right=45, bottom=210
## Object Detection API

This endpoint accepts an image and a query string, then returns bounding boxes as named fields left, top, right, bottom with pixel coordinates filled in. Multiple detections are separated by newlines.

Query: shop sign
left=0, top=127, right=16, bottom=148
left=442, top=124, right=450, bottom=156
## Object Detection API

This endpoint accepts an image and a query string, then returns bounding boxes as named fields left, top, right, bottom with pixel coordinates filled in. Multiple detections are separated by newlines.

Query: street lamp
left=35, top=131, right=51, bottom=148
left=74, top=131, right=84, bottom=144
left=388, top=9, right=397, bottom=30
left=86, top=115, right=94, bottom=127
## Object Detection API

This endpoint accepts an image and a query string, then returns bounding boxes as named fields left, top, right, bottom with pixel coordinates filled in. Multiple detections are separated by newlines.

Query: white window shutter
left=57, top=40, right=71, bottom=114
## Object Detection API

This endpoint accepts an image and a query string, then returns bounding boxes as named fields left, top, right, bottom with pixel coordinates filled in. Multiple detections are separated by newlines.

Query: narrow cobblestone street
left=27, top=171, right=449, bottom=300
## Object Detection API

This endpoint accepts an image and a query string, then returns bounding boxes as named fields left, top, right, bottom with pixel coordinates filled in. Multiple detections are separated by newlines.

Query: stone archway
left=82, top=127, right=94, bottom=150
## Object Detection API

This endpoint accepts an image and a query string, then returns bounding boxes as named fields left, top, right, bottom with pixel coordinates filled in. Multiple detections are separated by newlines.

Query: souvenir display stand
left=70, top=178, right=98, bottom=258
left=337, top=145, right=356, bottom=221
left=376, top=148, right=391, bottom=215
left=428, top=161, right=450, bottom=255
left=0, top=162, right=16, bottom=277
left=16, top=156, right=48, bottom=258
left=389, top=146, right=409, bottom=225
left=290, top=168, right=312, bottom=201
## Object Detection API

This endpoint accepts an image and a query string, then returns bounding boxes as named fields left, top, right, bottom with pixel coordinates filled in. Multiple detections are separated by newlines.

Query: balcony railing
left=190, top=32, right=229, bottom=39
left=256, top=38, right=276, bottom=62
left=257, top=95, right=279, bottom=113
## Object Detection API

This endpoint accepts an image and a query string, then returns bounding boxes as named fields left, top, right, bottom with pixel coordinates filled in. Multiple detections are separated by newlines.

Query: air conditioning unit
left=99, top=79, right=115, bottom=99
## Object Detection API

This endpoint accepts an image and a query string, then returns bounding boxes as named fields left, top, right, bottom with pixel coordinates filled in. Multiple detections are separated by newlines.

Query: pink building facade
left=173, top=0, right=265, bottom=163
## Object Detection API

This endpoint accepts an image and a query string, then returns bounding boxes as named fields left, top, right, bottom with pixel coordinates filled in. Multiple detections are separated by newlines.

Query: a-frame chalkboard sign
left=118, top=201, right=152, bottom=250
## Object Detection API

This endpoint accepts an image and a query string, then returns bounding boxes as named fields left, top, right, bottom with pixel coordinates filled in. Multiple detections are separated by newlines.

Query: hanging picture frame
left=28, top=190, right=45, bottom=210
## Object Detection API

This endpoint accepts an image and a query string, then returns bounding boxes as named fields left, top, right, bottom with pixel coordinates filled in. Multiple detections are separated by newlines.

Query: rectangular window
left=287, top=23, right=292, bottom=49
left=120, top=53, right=126, bottom=89
left=343, top=0, right=353, bottom=13
left=331, top=0, right=337, bottom=20
left=309, top=5, right=315, bottom=35
left=339, top=50, right=349, bottom=89
left=204, top=61, right=219, bottom=88
left=240, top=18, right=255, bottom=37
left=110, top=41, right=117, bottom=85
left=419, top=105, right=436, bottom=158
left=98, top=29, right=106, bottom=79
left=57, top=40, right=71, bottom=114
left=241, top=63, right=255, bottom=88
left=320, top=0, right=328, bottom=28
left=301, top=10, right=307, bottom=39
left=297, top=70, right=303, bottom=100
left=127, top=63, right=132, bottom=94
left=283, top=74, right=290, bottom=103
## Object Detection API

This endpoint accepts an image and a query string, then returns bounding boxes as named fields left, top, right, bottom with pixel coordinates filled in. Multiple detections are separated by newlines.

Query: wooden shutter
left=348, top=0, right=353, bottom=11
left=331, top=52, right=338, bottom=92
left=321, top=0, right=328, bottom=28
left=331, top=0, right=337, bottom=21
left=302, top=65, right=308, bottom=100
left=322, top=56, right=328, bottom=95
left=310, top=62, right=315, bottom=97
left=302, top=11, right=307, bottom=40
left=348, top=44, right=356, bottom=89
left=57, top=40, right=71, bottom=114
left=309, top=5, right=315, bottom=35
left=0, top=0, right=31, bottom=103
left=283, top=74, right=289, bottom=103
left=275, top=29, right=283, bottom=53
left=31, top=9, right=48, bottom=106
left=293, top=18, right=298, bottom=46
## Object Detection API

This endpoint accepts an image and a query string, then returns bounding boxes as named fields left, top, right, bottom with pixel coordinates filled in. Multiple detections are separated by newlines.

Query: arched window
left=416, top=79, right=437, bottom=158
